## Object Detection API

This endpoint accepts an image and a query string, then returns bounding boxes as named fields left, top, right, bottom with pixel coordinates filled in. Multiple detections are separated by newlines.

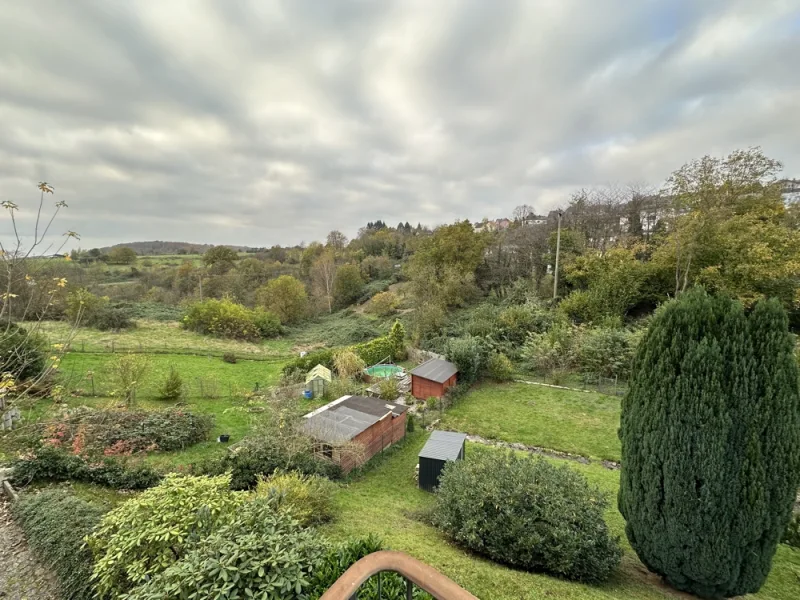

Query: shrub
left=87, top=474, right=246, bottom=597
left=486, top=353, right=514, bottom=382
left=283, top=347, right=337, bottom=376
left=12, top=488, right=106, bottom=600
left=255, top=470, right=337, bottom=526
left=109, top=353, right=150, bottom=407
left=11, top=445, right=161, bottom=489
left=0, top=323, right=47, bottom=381
left=432, top=451, right=621, bottom=583
left=497, top=301, right=555, bottom=345
left=156, top=367, right=184, bottom=401
left=122, top=497, right=328, bottom=600
left=66, top=288, right=108, bottom=324
left=784, top=513, right=800, bottom=549
left=366, top=291, right=399, bottom=316
left=221, top=351, right=237, bottom=364
left=89, top=307, right=134, bottom=331
left=377, top=376, right=399, bottom=401
left=520, top=322, right=579, bottom=377
left=252, top=308, right=282, bottom=337
left=183, top=298, right=260, bottom=341
left=619, top=289, right=800, bottom=598
left=352, top=335, right=397, bottom=367
left=577, top=327, right=640, bottom=381
left=444, top=335, right=485, bottom=385
left=333, top=348, right=366, bottom=379
left=308, top=535, right=433, bottom=600
left=464, top=303, right=500, bottom=337
left=197, top=436, right=341, bottom=490
left=45, top=407, right=212, bottom=455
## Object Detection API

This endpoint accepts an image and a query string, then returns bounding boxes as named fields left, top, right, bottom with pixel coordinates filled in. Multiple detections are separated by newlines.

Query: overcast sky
left=1, top=0, right=798, bottom=250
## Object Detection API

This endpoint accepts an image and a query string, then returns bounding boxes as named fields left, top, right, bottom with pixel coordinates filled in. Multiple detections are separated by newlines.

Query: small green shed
left=305, top=364, right=332, bottom=398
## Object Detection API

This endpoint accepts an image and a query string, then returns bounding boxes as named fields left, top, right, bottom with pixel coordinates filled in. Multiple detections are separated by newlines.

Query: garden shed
left=418, top=430, right=467, bottom=492
left=410, top=358, right=458, bottom=399
left=305, top=364, right=332, bottom=398
left=302, top=395, right=408, bottom=473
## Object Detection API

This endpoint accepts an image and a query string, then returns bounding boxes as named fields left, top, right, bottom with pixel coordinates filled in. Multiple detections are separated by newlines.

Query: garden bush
left=308, top=535, right=432, bottom=600
left=497, top=300, right=556, bottom=345
left=256, top=470, right=337, bottom=526
left=444, top=335, right=485, bottom=385
left=377, top=376, right=400, bottom=400
left=0, top=322, right=47, bottom=381
left=252, top=308, right=282, bottom=337
left=43, top=407, right=212, bottom=455
left=122, top=496, right=328, bottom=600
left=87, top=474, right=246, bottom=598
left=520, top=322, right=579, bottom=378
left=11, top=445, right=161, bottom=489
left=66, top=288, right=109, bottom=324
left=432, top=451, right=621, bottom=583
left=183, top=298, right=278, bottom=341
left=221, top=351, right=237, bottom=364
left=156, top=367, right=184, bottom=401
left=463, top=303, right=501, bottom=337
left=486, top=352, right=515, bottom=382
left=197, top=436, right=341, bottom=490
left=365, top=291, right=399, bottom=316
left=577, top=327, right=640, bottom=381
left=619, top=289, right=800, bottom=598
left=12, top=488, right=106, bottom=600
left=89, top=307, right=134, bottom=331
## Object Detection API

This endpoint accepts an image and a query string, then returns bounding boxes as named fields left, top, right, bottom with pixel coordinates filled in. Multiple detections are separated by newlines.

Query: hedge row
left=282, top=321, right=405, bottom=376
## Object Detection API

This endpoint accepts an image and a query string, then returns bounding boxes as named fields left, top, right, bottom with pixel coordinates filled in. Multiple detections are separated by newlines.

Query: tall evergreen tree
left=619, top=288, right=800, bottom=598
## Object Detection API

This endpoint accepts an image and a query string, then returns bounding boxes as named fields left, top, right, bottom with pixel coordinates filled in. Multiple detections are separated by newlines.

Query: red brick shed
left=410, top=358, right=458, bottom=400
left=302, top=395, right=408, bottom=473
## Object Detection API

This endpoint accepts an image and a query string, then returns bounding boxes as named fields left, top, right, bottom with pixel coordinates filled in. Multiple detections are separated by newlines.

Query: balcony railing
left=320, top=551, right=478, bottom=600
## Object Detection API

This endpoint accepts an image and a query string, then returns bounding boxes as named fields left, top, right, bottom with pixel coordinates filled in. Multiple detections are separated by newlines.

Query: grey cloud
left=0, top=0, right=798, bottom=249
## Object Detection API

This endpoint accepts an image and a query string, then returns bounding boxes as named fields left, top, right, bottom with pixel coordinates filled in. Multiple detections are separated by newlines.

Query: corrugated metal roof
left=419, top=430, right=466, bottom=461
left=410, top=359, right=458, bottom=384
left=305, top=364, right=332, bottom=384
left=301, top=395, right=407, bottom=444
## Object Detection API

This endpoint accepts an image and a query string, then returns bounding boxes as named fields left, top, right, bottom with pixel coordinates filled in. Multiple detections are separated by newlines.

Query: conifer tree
left=619, top=288, right=800, bottom=598
left=157, top=367, right=185, bottom=402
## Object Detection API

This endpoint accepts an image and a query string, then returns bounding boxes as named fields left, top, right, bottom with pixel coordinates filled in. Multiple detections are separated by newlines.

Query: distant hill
left=100, top=241, right=255, bottom=255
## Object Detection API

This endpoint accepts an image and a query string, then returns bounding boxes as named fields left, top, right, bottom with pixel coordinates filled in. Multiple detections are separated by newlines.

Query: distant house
left=521, top=214, right=547, bottom=226
left=418, top=430, right=467, bottom=492
left=302, top=395, right=408, bottom=473
left=410, top=358, right=458, bottom=400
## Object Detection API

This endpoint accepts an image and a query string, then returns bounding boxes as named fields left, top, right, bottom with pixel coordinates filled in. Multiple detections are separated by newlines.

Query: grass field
left=38, top=320, right=294, bottom=357
left=324, top=433, right=800, bottom=600
left=442, top=382, right=622, bottom=461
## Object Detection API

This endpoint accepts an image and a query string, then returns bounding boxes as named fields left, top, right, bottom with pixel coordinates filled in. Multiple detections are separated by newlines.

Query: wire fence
left=61, top=371, right=276, bottom=402
left=48, top=338, right=286, bottom=363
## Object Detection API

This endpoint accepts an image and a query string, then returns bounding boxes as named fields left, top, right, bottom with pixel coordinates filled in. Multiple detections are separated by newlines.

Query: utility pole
left=553, top=209, right=563, bottom=300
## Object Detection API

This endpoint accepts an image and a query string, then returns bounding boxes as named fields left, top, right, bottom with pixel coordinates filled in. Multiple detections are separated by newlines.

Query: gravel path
left=0, top=497, right=59, bottom=600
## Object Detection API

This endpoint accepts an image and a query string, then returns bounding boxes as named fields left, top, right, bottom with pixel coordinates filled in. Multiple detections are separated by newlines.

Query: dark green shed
left=418, top=430, right=466, bottom=493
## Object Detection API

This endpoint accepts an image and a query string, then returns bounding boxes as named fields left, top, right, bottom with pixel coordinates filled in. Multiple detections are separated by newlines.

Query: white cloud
left=0, top=0, right=797, bottom=248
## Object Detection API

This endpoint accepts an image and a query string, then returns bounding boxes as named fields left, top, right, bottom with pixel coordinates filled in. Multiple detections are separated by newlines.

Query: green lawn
left=324, top=433, right=800, bottom=600
left=59, top=352, right=284, bottom=399
left=441, top=382, right=622, bottom=461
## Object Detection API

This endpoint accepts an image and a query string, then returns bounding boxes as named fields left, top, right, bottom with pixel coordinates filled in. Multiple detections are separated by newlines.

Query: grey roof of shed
left=410, top=358, right=458, bottom=384
left=419, top=430, right=467, bottom=462
left=302, top=395, right=408, bottom=444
